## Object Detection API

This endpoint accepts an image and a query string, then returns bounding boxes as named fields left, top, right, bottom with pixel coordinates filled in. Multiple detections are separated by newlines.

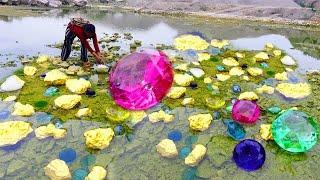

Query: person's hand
left=93, top=52, right=103, bottom=64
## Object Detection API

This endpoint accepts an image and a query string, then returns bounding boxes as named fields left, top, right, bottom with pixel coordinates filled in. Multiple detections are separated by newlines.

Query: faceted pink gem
left=109, top=49, right=174, bottom=110
left=232, top=100, right=261, bottom=124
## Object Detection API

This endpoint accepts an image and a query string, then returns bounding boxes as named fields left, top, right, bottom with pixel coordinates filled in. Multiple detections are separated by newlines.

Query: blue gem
left=260, top=62, right=269, bottom=69
left=85, top=88, right=96, bottom=97
left=59, top=148, right=77, bottom=164
left=233, top=139, right=266, bottom=171
left=182, top=167, right=197, bottom=180
left=223, top=119, right=246, bottom=140
left=212, top=111, right=221, bottom=120
left=40, top=73, right=46, bottom=78
left=185, top=135, right=198, bottom=146
left=186, top=49, right=197, bottom=57
left=162, top=105, right=172, bottom=114
left=36, top=113, right=53, bottom=124
left=0, top=110, right=10, bottom=120
left=232, top=85, right=241, bottom=94
left=72, top=169, right=88, bottom=180
left=44, top=87, right=59, bottom=97
left=80, top=155, right=96, bottom=169
left=114, top=125, right=124, bottom=136
left=168, top=130, right=182, bottom=142
left=55, top=121, right=63, bottom=129
left=179, top=146, right=191, bottom=159
left=216, top=65, right=225, bottom=72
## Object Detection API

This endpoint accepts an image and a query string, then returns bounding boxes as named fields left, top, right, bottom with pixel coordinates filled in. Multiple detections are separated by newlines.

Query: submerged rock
left=229, top=67, right=244, bottom=76
left=174, top=74, right=194, bottom=86
left=182, top=98, right=195, bottom=106
left=281, top=55, right=296, bottom=66
left=12, top=102, right=35, bottom=116
left=54, top=95, right=81, bottom=110
left=166, top=87, right=186, bottom=99
left=254, top=52, right=269, bottom=61
left=0, top=75, right=25, bottom=92
left=86, top=166, right=107, bottom=180
left=256, top=85, right=274, bottom=94
left=260, top=124, right=273, bottom=141
left=44, top=69, right=68, bottom=86
left=174, top=35, right=209, bottom=51
left=275, top=72, right=288, bottom=81
left=189, top=68, right=205, bottom=78
left=0, top=121, right=33, bottom=147
left=44, top=159, right=71, bottom=180
left=185, top=144, right=207, bottom=166
left=216, top=74, right=230, bottom=81
left=156, top=139, right=178, bottom=158
left=238, top=92, right=259, bottom=100
left=84, top=128, right=114, bottom=150
left=3, top=95, right=17, bottom=102
left=276, top=83, right=311, bottom=99
left=76, top=108, right=92, bottom=118
left=175, top=63, right=189, bottom=71
left=35, top=124, right=67, bottom=139
left=66, top=78, right=91, bottom=94
left=24, top=66, right=37, bottom=76
left=197, top=53, right=210, bottom=62
left=210, top=39, right=229, bottom=49
left=148, top=110, right=174, bottom=123
left=247, top=67, right=263, bottom=76
left=188, top=114, right=212, bottom=132
left=36, top=55, right=49, bottom=64
left=273, top=50, right=282, bottom=57
left=222, top=57, right=239, bottom=67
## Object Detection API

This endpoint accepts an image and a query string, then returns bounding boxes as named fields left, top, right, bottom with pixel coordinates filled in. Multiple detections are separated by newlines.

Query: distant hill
left=294, top=0, right=320, bottom=9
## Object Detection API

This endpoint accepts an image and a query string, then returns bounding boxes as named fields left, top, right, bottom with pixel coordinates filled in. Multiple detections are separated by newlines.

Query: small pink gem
left=109, top=49, right=174, bottom=110
left=232, top=100, right=261, bottom=124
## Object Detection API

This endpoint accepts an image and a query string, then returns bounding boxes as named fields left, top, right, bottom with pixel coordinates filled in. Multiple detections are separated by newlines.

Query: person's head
left=83, top=24, right=96, bottom=38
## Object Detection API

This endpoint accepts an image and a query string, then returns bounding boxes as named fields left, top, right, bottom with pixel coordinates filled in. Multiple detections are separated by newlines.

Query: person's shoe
left=83, top=62, right=92, bottom=71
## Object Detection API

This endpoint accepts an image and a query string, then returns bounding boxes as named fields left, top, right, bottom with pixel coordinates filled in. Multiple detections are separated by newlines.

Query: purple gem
left=233, top=139, right=265, bottom=171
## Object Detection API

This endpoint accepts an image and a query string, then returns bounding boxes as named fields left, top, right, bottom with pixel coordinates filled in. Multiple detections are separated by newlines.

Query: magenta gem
left=231, top=100, right=261, bottom=124
left=109, top=49, right=174, bottom=110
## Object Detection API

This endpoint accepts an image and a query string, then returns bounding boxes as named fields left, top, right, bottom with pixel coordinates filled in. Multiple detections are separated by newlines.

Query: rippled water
left=0, top=8, right=320, bottom=180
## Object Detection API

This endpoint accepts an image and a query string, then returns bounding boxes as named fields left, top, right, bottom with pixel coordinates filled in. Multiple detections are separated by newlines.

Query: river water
left=0, top=7, right=320, bottom=180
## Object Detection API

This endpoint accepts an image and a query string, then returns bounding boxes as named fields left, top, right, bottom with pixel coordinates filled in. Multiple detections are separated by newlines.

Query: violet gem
left=233, top=139, right=266, bottom=171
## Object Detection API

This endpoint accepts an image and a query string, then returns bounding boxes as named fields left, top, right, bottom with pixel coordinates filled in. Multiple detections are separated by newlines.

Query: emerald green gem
left=272, top=110, right=319, bottom=153
left=266, top=70, right=275, bottom=76
left=226, top=104, right=233, bottom=113
left=34, top=101, right=48, bottom=108
left=268, top=106, right=281, bottom=114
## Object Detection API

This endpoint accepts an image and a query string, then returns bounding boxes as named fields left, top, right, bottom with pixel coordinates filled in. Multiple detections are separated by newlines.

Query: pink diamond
left=232, top=100, right=261, bottom=124
left=109, top=49, right=174, bottom=110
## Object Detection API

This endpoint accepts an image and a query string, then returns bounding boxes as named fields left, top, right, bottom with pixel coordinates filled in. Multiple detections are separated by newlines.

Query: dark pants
left=61, top=27, right=88, bottom=62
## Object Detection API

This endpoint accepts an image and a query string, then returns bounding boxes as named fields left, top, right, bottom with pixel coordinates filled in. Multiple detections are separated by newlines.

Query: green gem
left=206, top=97, right=225, bottom=109
left=268, top=106, right=281, bottom=114
left=266, top=70, right=275, bottom=76
left=210, top=56, right=219, bottom=62
left=34, top=101, right=48, bottom=108
left=272, top=110, right=319, bottom=153
left=226, top=104, right=233, bottom=113
left=216, top=65, right=225, bottom=72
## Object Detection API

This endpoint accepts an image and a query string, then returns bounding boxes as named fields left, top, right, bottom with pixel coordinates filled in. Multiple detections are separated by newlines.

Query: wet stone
left=189, top=81, right=198, bottom=89
left=185, top=135, right=198, bottom=146
left=268, top=106, right=282, bottom=114
left=231, top=85, right=241, bottom=94
left=114, top=125, right=124, bottom=136
left=179, top=146, right=191, bottom=159
left=0, top=110, right=10, bottom=120
left=212, top=111, right=221, bottom=120
left=168, top=130, right=182, bottom=142
left=72, top=168, right=88, bottom=180
left=182, top=167, right=197, bottom=180
left=59, top=148, right=77, bottom=164
left=80, top=155, right=96, bottom=169
left=44, top=87, right=59, bottom=97
left=223, top=119, right=246, bottom=141
left=260, top=62, right=269, bottom=68
left=216, top=65, right=225, bottom=72
left=233, top=139, right=266, bottom=171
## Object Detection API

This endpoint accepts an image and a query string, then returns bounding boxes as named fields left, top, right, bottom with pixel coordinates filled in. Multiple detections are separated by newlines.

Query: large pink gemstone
left=109, top=49, right=174, bottom=110
left=232, top=100, right=261, bottom=124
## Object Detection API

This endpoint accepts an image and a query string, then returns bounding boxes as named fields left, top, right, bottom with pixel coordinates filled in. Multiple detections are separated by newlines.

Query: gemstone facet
left=272, top=110, right=318, bottom=153
left=168, top=130, right=182, bottom=142
left=232, top=100, right=260, bottom=124
left=109, top=49, right=174, bottom=110
left=233, top=139, right=266, bottom=171
left=59, top=148, right=77, bottom=164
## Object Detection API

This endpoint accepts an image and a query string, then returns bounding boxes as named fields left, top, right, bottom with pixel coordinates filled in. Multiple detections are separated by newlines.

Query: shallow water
left=0, top=8, right=320, bottom=180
